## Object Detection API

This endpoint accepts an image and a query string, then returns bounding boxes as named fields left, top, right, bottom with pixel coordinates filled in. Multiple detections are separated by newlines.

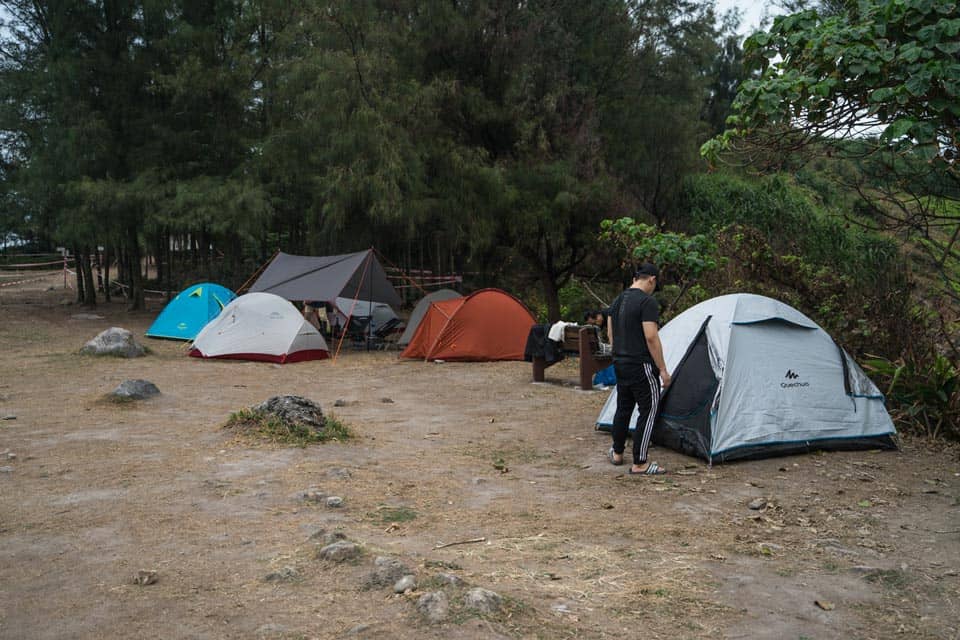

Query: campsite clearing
left=1, top=282, right=958, bottom=640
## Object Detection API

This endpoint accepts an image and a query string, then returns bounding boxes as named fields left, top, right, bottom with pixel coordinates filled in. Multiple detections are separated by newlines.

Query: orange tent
left=400, top=288, right=536, bottom=361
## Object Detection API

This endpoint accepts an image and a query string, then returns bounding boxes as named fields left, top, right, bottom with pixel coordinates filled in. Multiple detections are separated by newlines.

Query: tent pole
left=332, top=250, right=374, bottom=364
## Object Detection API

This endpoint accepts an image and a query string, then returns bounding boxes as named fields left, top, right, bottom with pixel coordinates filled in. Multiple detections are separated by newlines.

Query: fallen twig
left=434, top=537, right=486, bottom=549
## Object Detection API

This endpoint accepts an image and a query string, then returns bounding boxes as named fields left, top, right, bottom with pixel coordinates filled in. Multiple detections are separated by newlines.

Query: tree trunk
left=74, top=247, right=85, bottom=303
left=127, top=227, right=145, bottom=311
left=154, top=232, right=164, bottom=291
left=103, top=247, right=111, bottom=302
left=540, top=269, right=561, bottom=323
left=81, top=246, right=97, bottom=306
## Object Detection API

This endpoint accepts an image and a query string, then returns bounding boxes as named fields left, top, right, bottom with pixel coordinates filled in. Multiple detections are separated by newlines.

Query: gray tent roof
left=398, top=288, right=462, bottom=346
left=248, top=250, right=401, bottom=308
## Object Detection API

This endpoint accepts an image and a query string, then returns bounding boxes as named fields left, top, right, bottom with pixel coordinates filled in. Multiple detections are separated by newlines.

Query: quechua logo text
left=781, top=369, right=809, bottom=388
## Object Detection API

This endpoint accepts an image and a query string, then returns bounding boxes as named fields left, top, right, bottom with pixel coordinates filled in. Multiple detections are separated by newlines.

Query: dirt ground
left=1, top=276, right=958, bottom=640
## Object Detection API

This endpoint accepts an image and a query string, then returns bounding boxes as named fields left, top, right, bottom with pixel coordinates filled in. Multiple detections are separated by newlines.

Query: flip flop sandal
left=608, top=447, right=624, bottom=466
left=629, top=461, right=667, bottom=475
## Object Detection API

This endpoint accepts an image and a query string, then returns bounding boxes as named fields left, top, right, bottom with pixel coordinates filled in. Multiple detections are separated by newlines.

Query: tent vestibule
left=398, top=288, right=462, bottom=347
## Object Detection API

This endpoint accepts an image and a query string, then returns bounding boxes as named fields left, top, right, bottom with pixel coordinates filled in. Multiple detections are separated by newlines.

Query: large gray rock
left=80, top=327, right=145, bottom=358
left=464, top=587, right=502, bottom=614
left=110, top=379, right=160, bottom=400
left=254, top=395, right=325, bottom=430
left=318, top=540, right=360, bottom=562
left=364, top=556, right=412, bottom=589
left=416, top=591, right=449, bottom=623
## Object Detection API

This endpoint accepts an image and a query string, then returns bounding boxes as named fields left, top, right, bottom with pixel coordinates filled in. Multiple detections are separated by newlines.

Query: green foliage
left=863, top=353, right=960, bottom=440
left=702, top=0, right=960, bottom=312
left=0, top=0, right=746, bottom=316
left=600, top=217, right=719, bottom=282
left=677, top=172, right=917, bottom=359
left=730, top=0, right=960, bottom=162
left=682, top=173, right=902, bottom=287
left=223, top=409, right=352, bottom=447
left=556, top=279, right=609, bottom=322
left=368, top=505, right=417, bottom=524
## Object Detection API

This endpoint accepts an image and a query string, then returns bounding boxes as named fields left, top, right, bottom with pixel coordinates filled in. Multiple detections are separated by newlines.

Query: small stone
left=364, top=556, right=412, bottom=588
left=264, top=566, right=299, bottom=582
left=416, top=591, right=449, bottom=623
left=849, top=565, right=881, bottom=574
left=394, top=574, right=417, bottom=593
left=0, top=466, right=13, bottom=473
left=6, top=453, right=16, bottom=460
left=472, top=477, right=487, bottom=485
left=299, top=488, right=326, bottom=503
left=345, top=624, right=371, bottom=635
left=133, top=570, right=158, bottom=585
left=318, top=540, right=360, bottom=562
left=2, top=415, right=15, bottom=421
left=323, top=531, right=347, bottom=545
left=306, top=527, right=327, bottom=540
left=110, top=379, right=160, bottom=400
left=463, top=587, right=502, bottom=614
left=327, top=467, right=352, bottom=479
left=326, top=496, right=344, bottom=508
left=380, top=397, right=394, bottom=403
left=436, top=572, right=464, bottom=587
left=333, top=399, right=356, bottom=407
left=748, top=498, right=767, bottom=510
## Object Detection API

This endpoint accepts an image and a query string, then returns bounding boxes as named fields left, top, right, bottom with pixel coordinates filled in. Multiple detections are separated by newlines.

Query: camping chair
left=372, top=317, right=404, bottom=350
left=345, top=316, right=372, bottom=349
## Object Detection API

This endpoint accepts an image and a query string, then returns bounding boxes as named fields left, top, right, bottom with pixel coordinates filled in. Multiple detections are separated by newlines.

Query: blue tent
left=146, top=283, right=236, bottom=340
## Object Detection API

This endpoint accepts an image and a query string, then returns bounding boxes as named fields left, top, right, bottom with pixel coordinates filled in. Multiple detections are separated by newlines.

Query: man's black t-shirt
left=608, top=288, right=659, bottom=366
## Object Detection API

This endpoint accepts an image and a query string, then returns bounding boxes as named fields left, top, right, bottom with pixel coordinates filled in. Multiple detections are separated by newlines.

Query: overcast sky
left=715, top=0, right=778, bottom=35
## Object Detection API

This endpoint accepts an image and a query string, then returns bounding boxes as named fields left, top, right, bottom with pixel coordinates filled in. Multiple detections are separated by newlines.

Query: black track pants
left=611, top=362, right=661, bottom=465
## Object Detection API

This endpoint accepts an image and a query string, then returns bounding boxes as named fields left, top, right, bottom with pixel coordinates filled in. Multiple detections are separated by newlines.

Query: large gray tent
left=398, top=288, right=462, bottom=347
left=596, top=293, right=897, bottom=463
left=248, top=249, right=401, bottom=308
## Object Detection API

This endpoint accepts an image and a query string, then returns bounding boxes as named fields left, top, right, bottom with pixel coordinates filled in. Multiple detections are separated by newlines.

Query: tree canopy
left=0, top=0, right=740, bottom=317
left=703, top=0, right=960, bottom=301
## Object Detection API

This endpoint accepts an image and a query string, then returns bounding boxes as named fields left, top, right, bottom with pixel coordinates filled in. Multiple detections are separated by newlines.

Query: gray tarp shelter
left=248, top=249, right=402, bottom=308
left=596, top=293, right=897, bottom=463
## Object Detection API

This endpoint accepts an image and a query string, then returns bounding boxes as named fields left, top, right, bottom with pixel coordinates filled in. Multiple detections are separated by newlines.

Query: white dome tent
left=190, top=293, right=329, bottom=363
left=596, top=293, right=897, bottom=463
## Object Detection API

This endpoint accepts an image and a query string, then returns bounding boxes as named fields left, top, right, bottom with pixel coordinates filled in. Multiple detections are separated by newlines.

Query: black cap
left=634, top=263, right=659, bottom=279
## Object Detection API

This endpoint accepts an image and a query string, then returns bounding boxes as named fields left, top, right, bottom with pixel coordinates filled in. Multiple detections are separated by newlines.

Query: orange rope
left=372, top=247, right=430, bottom=297
left=332, top=250, right=374, bottom=363
left=237, top=248, right=279, bottom=294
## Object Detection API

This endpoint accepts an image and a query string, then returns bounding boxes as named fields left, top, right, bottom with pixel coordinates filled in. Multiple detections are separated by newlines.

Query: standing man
left=606, top=263, right=671, bottom=475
